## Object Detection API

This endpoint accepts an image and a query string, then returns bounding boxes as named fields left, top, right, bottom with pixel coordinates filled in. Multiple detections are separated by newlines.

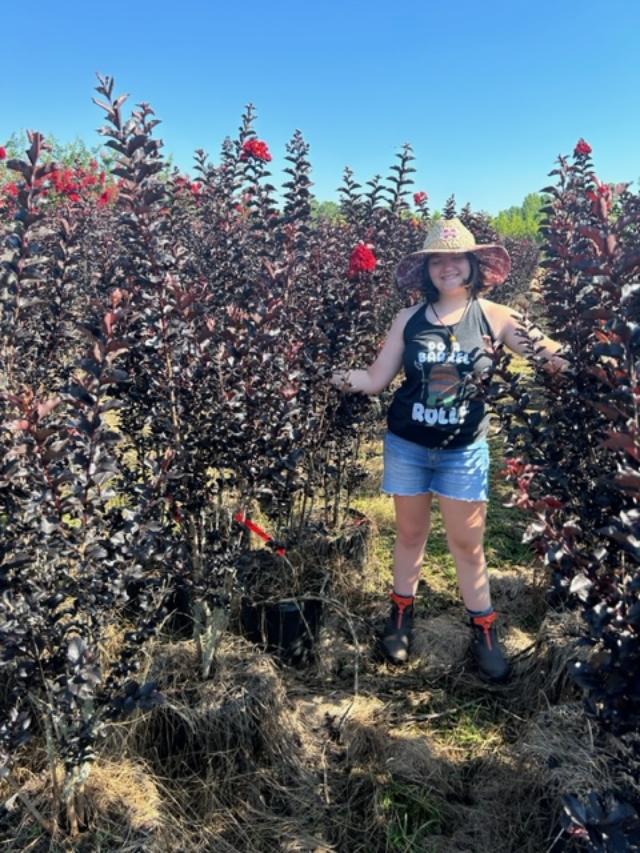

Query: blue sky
left=2, top=0, right=639, bottom=214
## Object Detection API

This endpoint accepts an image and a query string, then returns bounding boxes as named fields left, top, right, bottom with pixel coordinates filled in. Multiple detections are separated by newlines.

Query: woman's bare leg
left=437, top=496, right=491, bottom=612
left=392, top=493, right=433, bottom=596
left=381, top=493, right=432, bottom=663
left=437, top=495, right=510, bottom=681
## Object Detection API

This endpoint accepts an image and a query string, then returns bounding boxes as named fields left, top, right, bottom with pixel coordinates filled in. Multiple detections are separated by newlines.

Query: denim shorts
left=382, top=431, right=490, bottom=502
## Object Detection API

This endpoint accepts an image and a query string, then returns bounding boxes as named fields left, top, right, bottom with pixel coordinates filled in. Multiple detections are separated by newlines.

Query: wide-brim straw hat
left=395, top=217, right=511, bottom=290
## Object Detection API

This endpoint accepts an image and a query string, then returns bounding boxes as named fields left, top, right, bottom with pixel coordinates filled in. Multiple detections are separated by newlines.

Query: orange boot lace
left=391, top=592, right=415, bottom=629
left=471, top=611, right=498, bottom=651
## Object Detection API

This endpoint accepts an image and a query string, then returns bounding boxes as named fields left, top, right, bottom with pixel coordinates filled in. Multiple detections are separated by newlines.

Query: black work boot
left=469, top=611, right=511, bottom=683
left=381, top=593, right=415, bottom=665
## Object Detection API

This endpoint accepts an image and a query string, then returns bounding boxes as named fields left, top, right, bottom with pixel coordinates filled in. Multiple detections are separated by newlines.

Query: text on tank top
left=386, top=298, right=496, bottom=449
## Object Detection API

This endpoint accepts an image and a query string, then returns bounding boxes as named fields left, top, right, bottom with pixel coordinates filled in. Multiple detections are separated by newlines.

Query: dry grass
left=410, top=613, right=470, bottom=676
left=116, top=635, right=331, bottom=851
left=0, top=758, right=167, bottom=852
left=527, top=608, right=590, bottom=701
left=516, top=703, right=614, bottom=796
left=433, top=751, right=558, bottom=853
left=3, top=609, right=617, bottom=853
left=488, top=564, right=547, bottom=628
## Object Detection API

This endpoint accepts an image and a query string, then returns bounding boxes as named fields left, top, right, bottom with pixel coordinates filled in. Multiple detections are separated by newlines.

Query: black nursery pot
left=240, top=598, right=323, bottom=666
left=163, top=579, right=193, bottom=637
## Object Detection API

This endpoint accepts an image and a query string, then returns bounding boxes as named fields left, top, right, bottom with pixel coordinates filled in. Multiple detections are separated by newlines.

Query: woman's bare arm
left=331, top=305, right=418, bottom=394
left=482, top=300, right=569, bottom=374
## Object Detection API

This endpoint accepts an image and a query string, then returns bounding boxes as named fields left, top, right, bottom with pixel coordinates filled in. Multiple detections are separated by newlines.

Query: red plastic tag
left=233, top=512, right=286, bottom=556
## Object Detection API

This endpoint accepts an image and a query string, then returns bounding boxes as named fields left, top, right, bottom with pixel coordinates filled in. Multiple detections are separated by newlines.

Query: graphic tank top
left=386, top=298, right=495, bottom=449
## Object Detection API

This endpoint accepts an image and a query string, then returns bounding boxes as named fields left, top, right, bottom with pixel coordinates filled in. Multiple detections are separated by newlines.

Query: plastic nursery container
left=240, top=598, right=323, bottom=666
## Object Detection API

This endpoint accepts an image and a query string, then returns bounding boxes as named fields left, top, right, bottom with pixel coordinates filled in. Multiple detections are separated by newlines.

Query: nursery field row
left=0, top=77, right=638, bottom=850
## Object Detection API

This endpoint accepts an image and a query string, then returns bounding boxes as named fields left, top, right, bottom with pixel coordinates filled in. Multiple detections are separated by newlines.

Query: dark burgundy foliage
left=561, top=792, right=640, bottom=851
left=0, top=77, right=424, bottom=826
left=488, top=143, right=640, bottom=849
left=495, top=148, right=640, bottom=733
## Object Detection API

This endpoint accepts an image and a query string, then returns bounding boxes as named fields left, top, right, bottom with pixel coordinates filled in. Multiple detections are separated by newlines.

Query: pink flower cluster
left=413, top=190, right=428, bottom=205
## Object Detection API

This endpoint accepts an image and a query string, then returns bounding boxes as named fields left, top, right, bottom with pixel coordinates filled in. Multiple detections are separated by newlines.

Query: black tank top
left=387, top=298, right=495, bottom=449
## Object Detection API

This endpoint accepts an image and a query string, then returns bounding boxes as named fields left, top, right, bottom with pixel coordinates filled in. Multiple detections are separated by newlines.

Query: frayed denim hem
left=381, top=488, right=434, bottom=497
left=381, top=487, right=488, bottom=503
left=430, top=489, right=489, bottom=503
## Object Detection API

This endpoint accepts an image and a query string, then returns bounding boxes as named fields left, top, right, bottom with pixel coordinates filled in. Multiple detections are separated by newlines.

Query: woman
left=332, top=218, right=566, bottom=682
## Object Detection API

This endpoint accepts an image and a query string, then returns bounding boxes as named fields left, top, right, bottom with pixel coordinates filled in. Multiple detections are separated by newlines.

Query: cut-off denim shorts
left=382, top=430, right=490, bottom=502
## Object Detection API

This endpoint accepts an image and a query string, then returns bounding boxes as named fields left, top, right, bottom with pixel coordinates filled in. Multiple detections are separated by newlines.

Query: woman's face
left=427, top=252, right=471, bottom=294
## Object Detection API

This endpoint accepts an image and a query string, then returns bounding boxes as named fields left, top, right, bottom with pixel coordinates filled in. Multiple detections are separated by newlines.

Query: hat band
left=423, top=239, right=476, bottom=252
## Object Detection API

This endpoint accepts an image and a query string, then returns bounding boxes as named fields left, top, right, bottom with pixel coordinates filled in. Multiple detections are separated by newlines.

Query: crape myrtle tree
left=175, top=120, right=427, bottom=545
left=88, top=77, right=261, bottom=675
left=308, top=145, right=425, bottom=526
left=88, top=80, right=430, bottom=664
left=493, top=140, right=640, bottom=844
left=145, top=103, right=404, bottom=555
left=0, top=131, right=166, bottom=834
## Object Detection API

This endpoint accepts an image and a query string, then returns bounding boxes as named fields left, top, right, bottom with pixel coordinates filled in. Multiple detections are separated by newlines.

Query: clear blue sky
left=3, top=0, right=638, bottom=214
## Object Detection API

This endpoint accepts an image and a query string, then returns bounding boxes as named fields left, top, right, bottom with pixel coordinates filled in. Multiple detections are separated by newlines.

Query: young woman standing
left=332, top=219, right=565, bottom=682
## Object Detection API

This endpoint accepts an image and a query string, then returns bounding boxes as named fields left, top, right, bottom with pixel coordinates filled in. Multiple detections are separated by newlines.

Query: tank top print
left=386, top=298, right=495, bottom=449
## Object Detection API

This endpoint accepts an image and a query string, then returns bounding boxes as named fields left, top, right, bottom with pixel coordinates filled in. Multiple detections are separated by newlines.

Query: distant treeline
left=312, top=192, right=546, bottom=242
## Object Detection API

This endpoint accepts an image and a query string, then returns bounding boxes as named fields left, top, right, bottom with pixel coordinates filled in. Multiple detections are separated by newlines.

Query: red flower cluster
left=574, top=138, right=592, bottom=156
left=175, top=176, right=203, bottom=198
left=48, top=165, right=106, bottom=202
left=413, top=190, right=428, bottom=205
left=97, top=184, right=120, bottom=207
left=0, top=160, right=120, bottom=210
left=348, top=243, right=377, bottom=278
left=0, top=146, right=6, bottom=160
left=502, top=457, right=526, bottom=478
left=241, top=139, right=272, bottom=163
left=587, top=183, right=611, bottom=201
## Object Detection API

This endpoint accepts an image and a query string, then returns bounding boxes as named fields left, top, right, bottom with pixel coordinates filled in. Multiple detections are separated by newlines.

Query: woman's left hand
left=543, top=354, right=571, bottom=376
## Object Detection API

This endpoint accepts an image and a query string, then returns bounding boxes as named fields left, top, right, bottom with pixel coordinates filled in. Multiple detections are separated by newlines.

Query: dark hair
left=420, top=252, right=486, bottom=303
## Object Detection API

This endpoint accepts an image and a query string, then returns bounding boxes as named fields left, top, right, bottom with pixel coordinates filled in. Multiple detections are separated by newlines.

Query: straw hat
left=395, top=217, right=511, bottom=290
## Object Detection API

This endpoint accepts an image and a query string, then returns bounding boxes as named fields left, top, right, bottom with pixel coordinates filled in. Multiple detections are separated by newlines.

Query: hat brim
left=395, top=245, right=511, bottom=291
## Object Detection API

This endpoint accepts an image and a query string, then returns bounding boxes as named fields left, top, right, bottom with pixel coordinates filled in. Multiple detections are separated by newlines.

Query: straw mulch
left=524, top=607, right=590, bottom=702
left=0, top=758, right=167, bottom=852
left=121, top=635, right=330, bottom=851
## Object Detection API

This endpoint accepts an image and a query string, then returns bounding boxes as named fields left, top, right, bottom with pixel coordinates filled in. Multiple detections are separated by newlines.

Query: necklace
left=428, top=298, right=473, bottom=344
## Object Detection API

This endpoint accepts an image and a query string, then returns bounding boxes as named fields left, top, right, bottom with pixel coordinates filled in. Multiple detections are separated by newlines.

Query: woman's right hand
left=330, top=370, right=352, bottom=391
